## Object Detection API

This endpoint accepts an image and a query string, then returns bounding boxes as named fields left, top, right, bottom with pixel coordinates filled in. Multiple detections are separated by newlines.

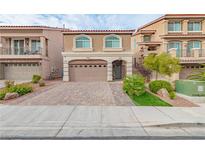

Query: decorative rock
left=157, top=88, right=169, bottom=98
left=39, top=79, right=46, bottom=87
left=4, top=92, right=19, bottom=100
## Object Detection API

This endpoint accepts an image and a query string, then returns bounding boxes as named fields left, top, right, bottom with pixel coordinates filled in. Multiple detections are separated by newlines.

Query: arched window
left=75, top=36, right=91, bottom=48
left=188, top=40, right=201, bottom=50
left=187, top=40, right=201, bottom=56
left=105, top=35, right=121, bottom=48
left=167, top=41, right=182, bottom=57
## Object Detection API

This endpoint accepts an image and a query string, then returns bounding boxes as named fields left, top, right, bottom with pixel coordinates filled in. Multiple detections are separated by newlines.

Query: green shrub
left=9, top=83, right=33, bottom=96
left=149, top=80, right=176, bottom=99
left=0, top=89, right=8, bottom=100
left=39, top=79, right=45, bottom=87
left=123, top=74, right=145, bottom=96
left=4, top=80, right=15, bottom=88
left=169, top=91, right=176, bottom=99
left=32, top=74, right=41, bottom=83
left=149, top=80, right=174, bottom=93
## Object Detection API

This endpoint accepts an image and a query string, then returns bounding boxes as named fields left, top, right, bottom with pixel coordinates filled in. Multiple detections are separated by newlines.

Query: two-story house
left=62, top=30, right=135, bottom=82
left=133, top=14, right=205, bottom=80
left=0, top=26, right=63, bottom=80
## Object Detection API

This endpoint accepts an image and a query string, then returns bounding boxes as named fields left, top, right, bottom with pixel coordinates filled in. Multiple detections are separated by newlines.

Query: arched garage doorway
left=69, top=59, right=107, bottom=82
left=112, top=60, right=126, bottom=80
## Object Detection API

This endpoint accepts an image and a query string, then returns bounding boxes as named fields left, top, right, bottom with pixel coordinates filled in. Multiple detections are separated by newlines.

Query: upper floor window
left=167, top=41, right=182, bottom=57
left=31, top=40, right=41, bottom=53
left=143, top=35, right=151, bottom=42
left=188, top=22, right=201, bottom=31
left=168, top=21, right=181, bottom=32
left=105, top=35, right=121, bottom=48
left=75, top=36, right=91, bottom=48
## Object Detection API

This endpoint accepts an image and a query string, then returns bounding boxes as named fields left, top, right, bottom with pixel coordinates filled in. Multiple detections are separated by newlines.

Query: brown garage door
left=69, top=60, right=107, bottom=82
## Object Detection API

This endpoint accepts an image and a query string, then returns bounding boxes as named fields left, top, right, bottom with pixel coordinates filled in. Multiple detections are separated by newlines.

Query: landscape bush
left=169, top=91, right=176, bottom=99
left=32, top=74, right=42, bottom=83
left=8, top=83, right=33, bottom=96
left=0, top=83, right=33, bottom=100
left=123, top=74, right=145, bottom=96
left=149, top=80, right=176, bottom=99
left=0, top=89, right=8, bottom=100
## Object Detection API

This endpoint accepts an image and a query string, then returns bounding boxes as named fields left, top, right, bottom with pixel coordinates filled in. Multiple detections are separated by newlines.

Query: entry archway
left=112, top=60, right=126, bottom=80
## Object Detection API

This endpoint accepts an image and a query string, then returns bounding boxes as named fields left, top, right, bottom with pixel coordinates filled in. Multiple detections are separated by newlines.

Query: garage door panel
left=69, top=64, right=107, bottom=82
left=4, top=63, right=41, bottom=80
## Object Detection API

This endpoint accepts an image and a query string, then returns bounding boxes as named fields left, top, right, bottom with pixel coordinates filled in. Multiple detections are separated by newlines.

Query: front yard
left=129, top=92, right=171, bottom=106
left=123, top=73, right=198, bottom=107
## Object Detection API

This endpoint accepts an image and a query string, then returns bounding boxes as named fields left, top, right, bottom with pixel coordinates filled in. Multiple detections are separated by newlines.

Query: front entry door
left=113, top=61, right=122, bottom=80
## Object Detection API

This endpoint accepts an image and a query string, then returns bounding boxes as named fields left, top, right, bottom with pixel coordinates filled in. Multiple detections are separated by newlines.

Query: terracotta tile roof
left=165, top=14, right=205, bottom=17
left=136, top=30, right=156, bottom=35
left=62, top=29, right=135, bottom=34
left=0, top=25, right=64, bottom=30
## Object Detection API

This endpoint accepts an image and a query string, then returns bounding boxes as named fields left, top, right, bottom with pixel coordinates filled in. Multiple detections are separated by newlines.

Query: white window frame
left=188, top=21, right=202, bottom=32
left=11, top=38, right=25, bottom=55
left=29, top=38, right=41, bottom=54
left=73, top=34, right=93, bottom=51
left=188, top=40, right=202, bottom=49
left=168, top=21, right=182, bottom=32
left=103, top=34, right=122, bottom=51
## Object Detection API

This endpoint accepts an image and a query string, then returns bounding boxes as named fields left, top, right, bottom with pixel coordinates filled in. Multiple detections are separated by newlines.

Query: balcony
left=0, top=47, right=42, bottom=55
left=168, top=48, right=205, bottom=63
left=0, top=47, right=47, bottom=62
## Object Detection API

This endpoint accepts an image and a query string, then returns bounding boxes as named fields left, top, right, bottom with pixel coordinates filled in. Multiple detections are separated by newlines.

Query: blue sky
left=0, top=14, right=162, bottom=29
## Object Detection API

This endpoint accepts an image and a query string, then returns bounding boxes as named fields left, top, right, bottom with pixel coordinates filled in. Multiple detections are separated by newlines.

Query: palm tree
left=187, top=64, right=205, bottom=81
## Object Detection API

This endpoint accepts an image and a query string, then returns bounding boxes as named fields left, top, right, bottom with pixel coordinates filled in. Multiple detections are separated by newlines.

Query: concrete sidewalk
left=1, top=105, right=205, bottom=139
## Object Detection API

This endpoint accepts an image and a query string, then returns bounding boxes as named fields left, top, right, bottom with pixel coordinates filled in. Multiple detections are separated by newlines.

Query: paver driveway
left=6, top=82, right=134, bottom=106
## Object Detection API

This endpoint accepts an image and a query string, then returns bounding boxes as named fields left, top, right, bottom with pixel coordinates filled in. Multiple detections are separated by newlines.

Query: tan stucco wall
left=0, top=63, right=4, bottom=79
left=43, top=30, right=63, bottom=78
left=134, top=19, right=165, bottom=53
left=63, top=34, right=132, bottom=52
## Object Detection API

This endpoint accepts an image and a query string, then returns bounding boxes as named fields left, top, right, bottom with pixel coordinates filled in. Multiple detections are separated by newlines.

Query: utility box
left=176, top=80, right=205, bottom=96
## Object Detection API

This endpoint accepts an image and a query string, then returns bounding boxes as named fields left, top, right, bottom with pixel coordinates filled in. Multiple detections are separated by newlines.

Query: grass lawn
left=129, top=92, right=172, bottom=106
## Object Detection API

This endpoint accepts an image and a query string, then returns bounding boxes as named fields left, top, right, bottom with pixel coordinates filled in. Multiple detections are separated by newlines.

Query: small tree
left=143, top=53, right=181, bottom=80
left=135, top=62, right=152, bottom=81
left=187, top=64, right=205, bottom=81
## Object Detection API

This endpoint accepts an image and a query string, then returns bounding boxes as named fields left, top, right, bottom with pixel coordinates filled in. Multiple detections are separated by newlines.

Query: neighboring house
left=0, top=26, right=63, bottom=80
left=133, top=14, right=205, bottom=80
left=62, top=30, right=135, bottom=82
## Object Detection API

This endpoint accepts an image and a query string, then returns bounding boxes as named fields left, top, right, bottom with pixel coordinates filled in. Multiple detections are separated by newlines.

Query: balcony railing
left=0, top=47, right=42, bottom=55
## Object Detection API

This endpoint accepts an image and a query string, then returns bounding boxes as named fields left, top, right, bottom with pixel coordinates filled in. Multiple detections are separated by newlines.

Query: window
left=188, top=22, right=201, bottom=31
left=143, top=35, right=151, bottom=42
left=188, top=41, right=201, bottom=50
left=75, top=36, right=90, bottom=48
left=168, top=21, right=181, bottom=32
left=167, top=41, right=182, bottom=57
left=31, top=40, right=41, bottom=53
left=13, top=40, right=24, bottom=55
left=105, top=35, right=120, bottom=48
left=187, top=41, right=201, bottom=56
